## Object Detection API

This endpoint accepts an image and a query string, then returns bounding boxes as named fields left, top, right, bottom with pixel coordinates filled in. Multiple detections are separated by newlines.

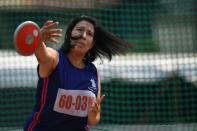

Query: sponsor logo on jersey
left=88, top=78, right=97, bottom=93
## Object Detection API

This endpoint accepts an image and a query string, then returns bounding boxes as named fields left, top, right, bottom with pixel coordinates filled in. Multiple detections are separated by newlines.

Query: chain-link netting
left=0, top=0, right=197, bottom=131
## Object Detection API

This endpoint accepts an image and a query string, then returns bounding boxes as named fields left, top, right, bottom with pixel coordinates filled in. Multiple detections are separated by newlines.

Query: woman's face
left=70, top=20, right=95, bottom=54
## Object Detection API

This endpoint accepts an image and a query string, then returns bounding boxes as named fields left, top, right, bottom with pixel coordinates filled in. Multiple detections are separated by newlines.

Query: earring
left=87, top=51, right=90, bottom=57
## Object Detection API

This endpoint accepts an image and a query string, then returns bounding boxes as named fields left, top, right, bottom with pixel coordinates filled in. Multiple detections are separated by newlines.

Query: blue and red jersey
left=24, top=49, right=98, bottom=131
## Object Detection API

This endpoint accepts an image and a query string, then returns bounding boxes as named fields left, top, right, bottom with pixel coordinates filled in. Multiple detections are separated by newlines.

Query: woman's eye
left=77, top=28, right=83, bottom=31
left=87, top=32, right=93, bottom=36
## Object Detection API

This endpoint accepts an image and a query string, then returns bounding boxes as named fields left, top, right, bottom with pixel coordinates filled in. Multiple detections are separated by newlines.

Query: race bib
left=53, top=88, right=96, bottom=117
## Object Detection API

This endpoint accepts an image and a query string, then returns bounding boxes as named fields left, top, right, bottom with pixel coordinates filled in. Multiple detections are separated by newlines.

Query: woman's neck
left=67, top=52, right=85, bottom=69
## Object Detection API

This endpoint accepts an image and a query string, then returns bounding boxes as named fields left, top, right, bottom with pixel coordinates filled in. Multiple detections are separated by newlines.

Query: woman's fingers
left=44, top=22, right=59, bottom=31
left=90, top=103, right=99, bottom=113
left=41, top=20, right=62, bottom=43
left=48, top=29, right=63, bottom=34
left=44, top=20, right=54, bottom=26
left=99, top=95, right=105, bottom=104
left=89, top=94, right=105, bottom=113
left=48, top=37, right=60, bottom=44
left=43, top=29, right=62, bottom=38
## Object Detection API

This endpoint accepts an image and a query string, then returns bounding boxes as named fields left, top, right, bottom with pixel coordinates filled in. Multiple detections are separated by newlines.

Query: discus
left=14, top=21, right=41, bottom=56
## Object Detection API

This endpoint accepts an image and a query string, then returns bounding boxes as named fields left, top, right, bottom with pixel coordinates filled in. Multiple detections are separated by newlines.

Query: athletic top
left=24, top=49, right=98, bottom=131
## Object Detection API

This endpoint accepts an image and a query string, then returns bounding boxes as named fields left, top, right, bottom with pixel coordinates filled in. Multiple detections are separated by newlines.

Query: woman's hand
left=40, top=20, right=63, bottom=44
left=88, top=94, right=105, bottom=125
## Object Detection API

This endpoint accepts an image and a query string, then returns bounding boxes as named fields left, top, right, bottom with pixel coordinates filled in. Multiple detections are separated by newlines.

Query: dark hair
left=61, top=15, right=129, bottom=63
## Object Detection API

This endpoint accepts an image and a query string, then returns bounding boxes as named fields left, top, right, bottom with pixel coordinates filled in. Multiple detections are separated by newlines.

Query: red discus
left=14, top=21, right=41, bottom=56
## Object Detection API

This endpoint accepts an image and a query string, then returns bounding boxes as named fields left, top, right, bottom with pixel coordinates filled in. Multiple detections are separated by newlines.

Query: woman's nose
left=82, top=32, right=86, bottom=39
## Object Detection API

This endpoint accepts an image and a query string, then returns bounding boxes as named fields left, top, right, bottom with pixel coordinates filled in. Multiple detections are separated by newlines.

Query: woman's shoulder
left=56, top=48, right=67, bottom=62
left=86, top=62, right=97, bottom=73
